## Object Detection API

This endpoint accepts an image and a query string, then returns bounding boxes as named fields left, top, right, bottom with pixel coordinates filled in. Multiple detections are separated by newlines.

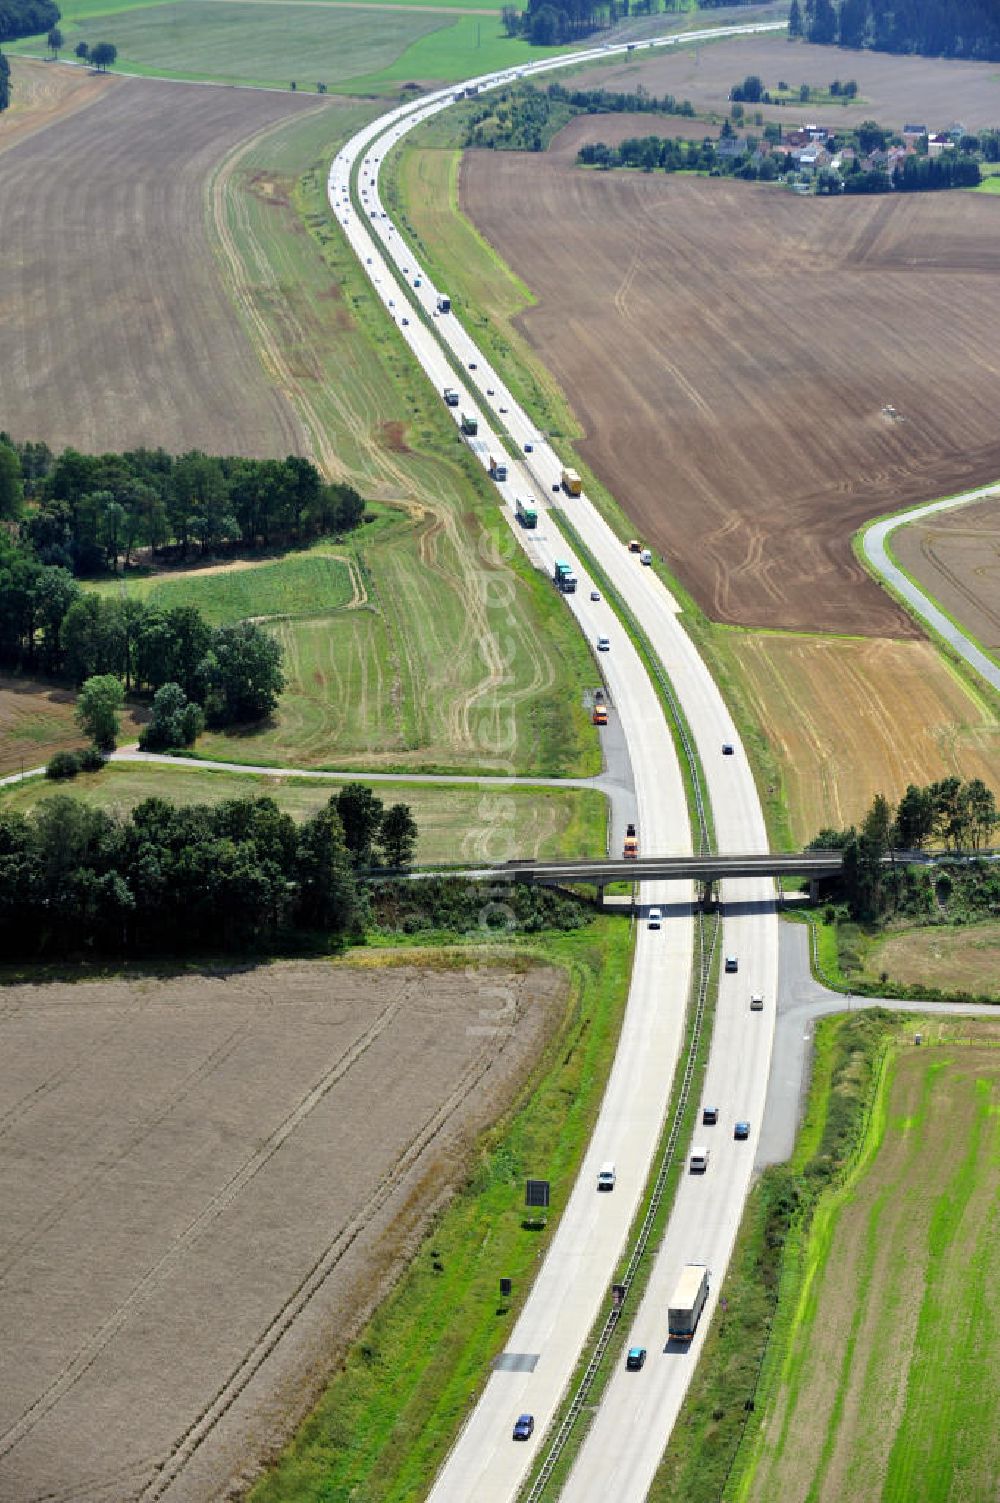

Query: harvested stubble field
left=893, top=494, right=1000, bottom=662
left=0, top=74, right=325, bottom=457
left=461, top=153, right=1000, bottom=634
left=745, top=1032, right=1000, bottom=1503
left=578, top=33, right=1000, bottom=131
left=0, top=959, right=567, bottom=1502
left=0, top=759, right=607, bottom=862
left=712, top=630, right=1000, bottom=844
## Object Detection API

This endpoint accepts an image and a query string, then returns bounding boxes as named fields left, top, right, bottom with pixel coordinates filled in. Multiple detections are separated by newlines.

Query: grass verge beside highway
left=732, top=1018, right=1000, bottom=1503
left=650, top=1008, right=1000, bottom=1502
left=197, top=105, right=600, bottom=775
left=248, top=916, right=634, bottom=1503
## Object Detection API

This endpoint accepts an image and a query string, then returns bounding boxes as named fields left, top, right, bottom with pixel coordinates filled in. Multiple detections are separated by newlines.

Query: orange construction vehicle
left=623, top=822, right=638, bottom=859
left=592, top=704, right=608, bottom=726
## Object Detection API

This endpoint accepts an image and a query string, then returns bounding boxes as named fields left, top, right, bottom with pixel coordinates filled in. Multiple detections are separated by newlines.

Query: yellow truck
left=561, top=468, right=582, bottom=496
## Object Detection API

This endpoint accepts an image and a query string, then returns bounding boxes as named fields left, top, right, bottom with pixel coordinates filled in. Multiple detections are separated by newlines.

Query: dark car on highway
left=734, top=1120, right=751, bottom=1140
left=513, top=1413, right=534, bottom=1441
left=626, top=1346, right=647, bottom=1370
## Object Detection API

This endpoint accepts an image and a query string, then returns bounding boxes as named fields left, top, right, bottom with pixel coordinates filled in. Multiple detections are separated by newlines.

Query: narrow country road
left=861, top=483, right=1000, bottom=693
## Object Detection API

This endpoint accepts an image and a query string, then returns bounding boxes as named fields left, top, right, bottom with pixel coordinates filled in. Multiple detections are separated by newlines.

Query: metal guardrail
left=523, top=907, right=721, bottom=1501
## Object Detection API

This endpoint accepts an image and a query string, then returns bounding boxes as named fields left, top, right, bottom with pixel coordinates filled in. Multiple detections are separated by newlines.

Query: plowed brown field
left=716, top=629, right=1000, bottom=841
left=461, top=155, right=1000, bottom=633
left=0, top=960, right=566, bottom=1503
left=893, top=494, right=1000, bottom=659
left=580, top=34, right=1000, bottom=130
left=0, top=77, right=325, bottom=456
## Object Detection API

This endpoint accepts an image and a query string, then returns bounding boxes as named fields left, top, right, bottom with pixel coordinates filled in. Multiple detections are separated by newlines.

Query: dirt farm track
left=462, top=154, right=1000, bottom=635
left=0, top=68, right=322, bottom=457
left=0, top=961, right=565, bottom=1502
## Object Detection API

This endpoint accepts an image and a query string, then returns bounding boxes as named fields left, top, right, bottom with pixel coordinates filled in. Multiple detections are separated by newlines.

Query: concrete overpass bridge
left=490, top=851, right=843, bottom=904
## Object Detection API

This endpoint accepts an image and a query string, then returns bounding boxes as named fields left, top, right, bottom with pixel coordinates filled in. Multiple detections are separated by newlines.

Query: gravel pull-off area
left=0, top=959, right=566, bottom=1502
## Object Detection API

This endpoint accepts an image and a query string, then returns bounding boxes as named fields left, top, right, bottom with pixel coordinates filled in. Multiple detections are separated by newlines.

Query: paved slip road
left=329, top=19, right=784, bottom=1500
left=862, top=483, right=1000, bottom=694
left=758, top=919, right=999, bottom=1169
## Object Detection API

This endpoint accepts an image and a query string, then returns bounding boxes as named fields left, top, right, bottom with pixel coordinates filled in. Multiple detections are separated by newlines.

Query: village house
left=928, top=131, right=955, bottom=159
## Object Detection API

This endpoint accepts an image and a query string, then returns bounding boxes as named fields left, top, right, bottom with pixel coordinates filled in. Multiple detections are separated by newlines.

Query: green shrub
left=46, top=750, right=80, bottom=780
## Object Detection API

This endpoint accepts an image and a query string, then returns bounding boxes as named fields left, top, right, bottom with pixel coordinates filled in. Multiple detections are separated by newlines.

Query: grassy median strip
left=249, top=916, right=634, bottom=1503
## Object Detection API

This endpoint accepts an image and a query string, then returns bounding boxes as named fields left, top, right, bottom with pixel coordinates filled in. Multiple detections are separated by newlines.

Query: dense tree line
left=0, top=0, right=59, bottom=42
left=0, top=533, right=284, bottom=726
left=810, top=778, right=998, bottom=920
left=466, top=80, right=696, bottom=151
left=1, top=437, right=365, bottom=575
left=0, top=49, right=9, bottom=111
left=0, top=794, right=366, bottom=958
left=791, top=0, right=1000, bottom=60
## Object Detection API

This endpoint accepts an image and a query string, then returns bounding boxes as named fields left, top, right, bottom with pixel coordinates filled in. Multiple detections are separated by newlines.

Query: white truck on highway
left=668, top=1264, right=709, bottom=1343
left=443, top=386, right=460, bottom=407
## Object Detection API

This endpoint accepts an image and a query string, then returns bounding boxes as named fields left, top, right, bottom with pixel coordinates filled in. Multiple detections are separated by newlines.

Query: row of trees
left=0, top=0, right=58, bottom=42
left=730, top=72, right=858, bottom=102
left=0, top=535, right=284, bottom=731
left=546, top=80, right=695, bottom=117
left=845, top=153, right=981, bottom=192
left=811, top=778, right=998, bottom=920
left=790, top=0, right=1000, bottom=59
left=578, top=133, right=787, bottom=181
left=0, top=784, right=420, bottom=958
left=0, top=49, right=9, bottom=110
left=1, top=438, right=366, bottom=574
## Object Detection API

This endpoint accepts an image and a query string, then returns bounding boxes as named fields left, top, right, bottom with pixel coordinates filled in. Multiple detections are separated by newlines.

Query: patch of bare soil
left=461, top=154, right=1000, bottom=633
left=0, top=958, right=567, bottom=1502
left=892, top=494, right=1000, bottom=656
left=0, top=77, right=323, bottom=458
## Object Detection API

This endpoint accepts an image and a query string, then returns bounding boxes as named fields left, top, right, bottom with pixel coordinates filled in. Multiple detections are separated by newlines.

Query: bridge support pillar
left=809, top=878, right=820, bottom=903
left=698, top=879, right=717, bottom=911
left=596, top=883, right=605, bottom=910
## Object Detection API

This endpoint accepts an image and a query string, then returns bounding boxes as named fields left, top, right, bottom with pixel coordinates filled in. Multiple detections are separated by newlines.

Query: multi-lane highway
left=327, top=20, right=783, bottom=1499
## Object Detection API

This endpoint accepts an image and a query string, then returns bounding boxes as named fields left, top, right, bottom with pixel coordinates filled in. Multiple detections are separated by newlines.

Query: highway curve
left=328, top=19, right=784, bottom=1501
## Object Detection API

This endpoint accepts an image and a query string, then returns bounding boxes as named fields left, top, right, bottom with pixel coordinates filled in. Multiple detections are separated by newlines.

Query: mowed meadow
left=1, top=76, right=599, bottom=779
left=744, top=1033, right=1000, bottom=1503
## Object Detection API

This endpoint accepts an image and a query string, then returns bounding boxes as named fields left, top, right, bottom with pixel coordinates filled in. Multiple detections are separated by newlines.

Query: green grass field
left=1, top=760, right=607, bottom=862
left=741, top=1033, right=1000, bottom=1503
left=15, top=1, right=563, bottom=93
left=90, top=550, right=357, bottom=625
left=196, top=106, right=599, bottom=775
left=18, top=3, right=452, bottom=90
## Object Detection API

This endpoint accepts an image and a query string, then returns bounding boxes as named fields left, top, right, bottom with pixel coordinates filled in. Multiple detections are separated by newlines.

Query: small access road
left=861, top=481, right=1000, bottom=694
